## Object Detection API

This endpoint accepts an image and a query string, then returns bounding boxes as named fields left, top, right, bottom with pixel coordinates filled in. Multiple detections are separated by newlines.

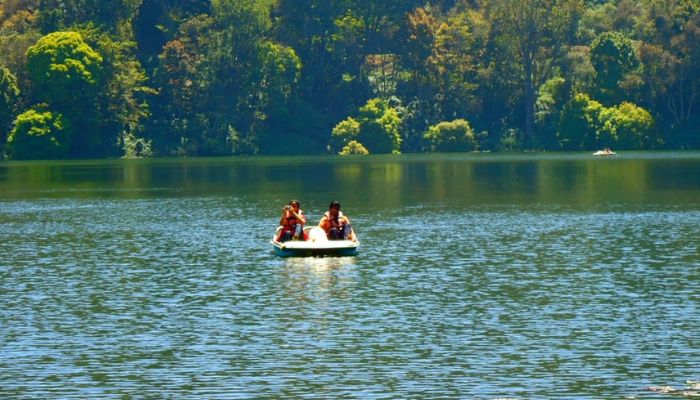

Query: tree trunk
left=523, top=52, right=536, bottom=143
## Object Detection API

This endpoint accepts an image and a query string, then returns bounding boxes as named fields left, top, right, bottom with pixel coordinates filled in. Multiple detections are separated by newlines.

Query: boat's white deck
left=273, top=239, right=358, bottom=250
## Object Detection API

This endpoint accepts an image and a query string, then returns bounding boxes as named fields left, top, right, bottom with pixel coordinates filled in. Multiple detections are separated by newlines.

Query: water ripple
left=1, top=198, right=699, bottom=399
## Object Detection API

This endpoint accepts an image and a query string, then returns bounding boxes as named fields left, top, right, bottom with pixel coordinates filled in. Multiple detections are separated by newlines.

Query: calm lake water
left=1, top=152, right=699, bottom=399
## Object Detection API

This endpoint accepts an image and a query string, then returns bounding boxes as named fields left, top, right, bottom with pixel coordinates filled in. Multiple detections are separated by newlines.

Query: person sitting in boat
left=278, top=200, right=306, bottom=242
left=319, top=201, right=355, bottom=241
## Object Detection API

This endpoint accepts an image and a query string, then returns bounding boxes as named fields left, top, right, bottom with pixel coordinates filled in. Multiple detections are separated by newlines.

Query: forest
left=0, top=0, right=698, bottom=159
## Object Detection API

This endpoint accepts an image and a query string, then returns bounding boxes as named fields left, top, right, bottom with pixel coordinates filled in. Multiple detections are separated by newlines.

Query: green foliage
left=357, top=98, right=402, bottom=154
left=399, top=7, right=481, bottom=151
left=0, top=66, right=20, bottom=144
left=331, top=98, right=402, bottom=154
left=80, top=26, right=154, bottom=158
left=148, top=0, right=301, bottom=156
left=536, top=76, right=567, bottom=147
left=487, top=0, right=585, bottom=142
left=122, top=132, right=152, bottom=158
left=25, top=31, right=105, bottom=157
left=499, top=128, right=523, bottom=152
left=37, top=0, right=140, bottom=34
left=590, top=31, right=639, bottom=104
left=26, top=31, right=103, bottom=106
left=558, top=93, right=657, bottom=150
left=331, top=117, right=360, bottom=153
left=339, top=140, right=369, bottom=155
left=0, top=7, right=42, bottom=83
left=559, top=93, right=604, bottom=149
left=0, top=0, right=697, bottom=158
left=423, top=119, right=477, bottom=152
left=6, top=106, right=69, bottom=159
left=606, top=102, right=659, bottom=149
left=258, top=41, right=301, bottom=102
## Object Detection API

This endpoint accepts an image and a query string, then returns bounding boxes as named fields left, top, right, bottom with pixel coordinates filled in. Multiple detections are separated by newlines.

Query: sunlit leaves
left=26, top=31, right=102, bottom=105
left=332, top=98, right=402, bottom=154
left=7, top=106, right=69, bottom=159
left=423, top=119, right=477, bottom=152
left=559, top=93, right=657, bottom=150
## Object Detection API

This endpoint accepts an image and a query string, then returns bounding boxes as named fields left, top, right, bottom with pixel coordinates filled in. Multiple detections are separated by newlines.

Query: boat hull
left=271, top=240, right=359, bottom=257
left=271, top=226, right=359, bottom=257
left=593, top=150, right=616, bottom=156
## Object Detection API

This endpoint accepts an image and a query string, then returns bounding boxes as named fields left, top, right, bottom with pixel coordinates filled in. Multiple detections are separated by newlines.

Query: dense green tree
left=535, top=76, right=567, bottom=147
left=150, top=16, right=212, bottom=155
left=255, top=41, right=302, bottom=153
left=558, top=92, right=657, bottom=149
left=331, top=98, right=402, bottom=154
left=561, top=45, right=596, bottom=97
left=423, top=119, right=477, bottom=152
left=609, top=102, right=658, bottom=149
left=558, top=93, right=603, bottom=149
left=82, top=27, right=155, bottom=157
left=148, top=0, right=302, bottom=156
left=26, top=31, right=104, bottom=157
left=0, top=5, right=42, bottom=98
left=399, top=7, right=440, bottom=150
left=356, top=98, right=402, bottom=154
left=0, top=66, right=20, bottom=149
left=578, top=0, right=643, bottom=43
left=638, top=0, right=700, bottom=147
left=399, top=6, right=481, bottom=151
left=590, top=31, right=639, bottom=104
left=6, top=106, right=69, bottom=159
left=487, top=0, right=584, bottom=145
left=331, top=117, right=361, bottom=153
left=339, top=140, right=369, bottom=155
left=26, top=31, right=102, bottom=105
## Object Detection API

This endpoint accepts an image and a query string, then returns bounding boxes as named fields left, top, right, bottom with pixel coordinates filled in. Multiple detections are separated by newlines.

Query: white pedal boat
left=593, top=149, right=616, bottom=156
left=271, top=226, right=359, bottom=257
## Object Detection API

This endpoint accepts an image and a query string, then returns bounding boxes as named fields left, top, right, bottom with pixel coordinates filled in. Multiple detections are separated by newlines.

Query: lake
left=1, top=152, right=699, bottom=399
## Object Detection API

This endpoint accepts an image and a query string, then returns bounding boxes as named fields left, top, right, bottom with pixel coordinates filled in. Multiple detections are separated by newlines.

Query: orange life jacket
left=322, top=211, right=345, bottom=230
left=282, top=210, right=304, bottom=231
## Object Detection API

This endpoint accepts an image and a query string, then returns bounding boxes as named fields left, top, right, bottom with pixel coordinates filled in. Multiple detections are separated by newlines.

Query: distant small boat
left=593, top=149, right=616, bottom=156
left=271, top=226, right=359, bottom=257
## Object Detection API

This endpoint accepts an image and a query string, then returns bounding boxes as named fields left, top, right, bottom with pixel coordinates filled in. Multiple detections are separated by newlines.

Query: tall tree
left=590, top=31, right=639, bottom=105
left=640, top=0, right=700, bottom=146
left=487, top=0, right=583, bottom=145
left=26, top=31, right=105, bottom=156
left=0, top=67, right=19, bottom=127
left=398, top=6, right=480, bottom=151
left=0, top=67, right=20, bottom=150
left=83, top=27, right=155, bottom=157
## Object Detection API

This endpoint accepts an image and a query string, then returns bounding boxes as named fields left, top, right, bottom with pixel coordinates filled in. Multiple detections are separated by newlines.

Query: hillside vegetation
left=1, top=0, right=698, bottom=159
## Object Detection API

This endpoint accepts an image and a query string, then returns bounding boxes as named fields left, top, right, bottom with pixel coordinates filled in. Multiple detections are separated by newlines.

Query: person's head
left=289, top=200, right=300, bottom=210
left=329, top=201, right=340, bottom=216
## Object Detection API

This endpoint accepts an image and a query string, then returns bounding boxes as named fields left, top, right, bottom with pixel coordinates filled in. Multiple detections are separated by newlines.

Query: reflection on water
left=1, top=153, right=700, bottom=208
left=279, top=257, right=359, bottom=304
left=1, top=153, right=699, bottom=398
left=283, top=254, right=358, bottom=271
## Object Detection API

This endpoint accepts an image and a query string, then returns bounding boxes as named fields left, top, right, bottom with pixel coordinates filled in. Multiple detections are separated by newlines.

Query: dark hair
left=329, top=200, right=341, bottom=210
left=289, top=200, right=299, bottom=207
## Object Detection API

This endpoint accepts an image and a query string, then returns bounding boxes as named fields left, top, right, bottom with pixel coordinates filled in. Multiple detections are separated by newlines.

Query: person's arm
left=292, top=210, right=306, bottom=225
left=318, top=215, right=328, bottom=230
left=280, top=206, right=290, bottom=225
